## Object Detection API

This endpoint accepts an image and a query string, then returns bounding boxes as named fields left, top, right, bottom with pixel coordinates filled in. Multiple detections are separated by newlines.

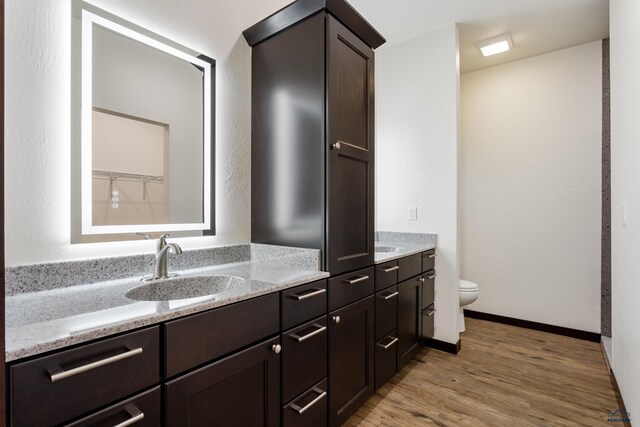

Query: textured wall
left=376, top=25, right=461, bottom=345
left=461, top=42, right=602, bottom=333
left=4, top=0, right=290, bottom=265
left=601, top=38, right=611, bottom=338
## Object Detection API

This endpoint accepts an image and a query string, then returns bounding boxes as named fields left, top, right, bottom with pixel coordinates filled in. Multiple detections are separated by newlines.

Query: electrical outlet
left=408, top=206, right=417, bottom=221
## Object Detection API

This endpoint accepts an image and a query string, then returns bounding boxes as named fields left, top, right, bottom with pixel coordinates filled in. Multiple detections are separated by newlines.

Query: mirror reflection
left=76, top=4, right=214, bottom=241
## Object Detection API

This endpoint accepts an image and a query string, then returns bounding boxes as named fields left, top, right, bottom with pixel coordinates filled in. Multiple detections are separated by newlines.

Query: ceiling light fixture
left=477, top=33, right=513, bottom=57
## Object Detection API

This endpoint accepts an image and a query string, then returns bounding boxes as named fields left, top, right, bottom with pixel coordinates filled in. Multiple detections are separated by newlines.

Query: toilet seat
left=459, top=279, right=479, bottom=333
left=459, top=279, right=478, bottom=292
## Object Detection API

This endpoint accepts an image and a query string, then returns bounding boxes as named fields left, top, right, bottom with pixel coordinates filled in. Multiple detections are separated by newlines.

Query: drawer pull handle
left=289, top=288, right=326, bottom=301
left=343, top=275, right=369, bottom=285
left=424, top=308, right=436, bottom=317
left=382, top=291, right=399, bottom=300
left=113, top=405, right=144, bottom=427
left=290, top=387, right=327, bottom=414
left=290, top=324, right=327, bottom=342
left=428, top=274, right=436, bottom=280
left=424, top=254, right=436, bottom=259
left=49, top=347, right=143, bottom=383
left=381, top=266, right=399, bottom=273
left=376, top=337, right=398, bottom=350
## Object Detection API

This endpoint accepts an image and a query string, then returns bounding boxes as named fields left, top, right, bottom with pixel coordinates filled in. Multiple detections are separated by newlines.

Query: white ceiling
left=349, top=0, right=610, bottom=74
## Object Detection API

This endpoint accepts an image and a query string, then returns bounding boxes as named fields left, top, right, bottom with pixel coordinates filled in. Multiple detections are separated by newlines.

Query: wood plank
left=346, top=318, right=620, bottom=426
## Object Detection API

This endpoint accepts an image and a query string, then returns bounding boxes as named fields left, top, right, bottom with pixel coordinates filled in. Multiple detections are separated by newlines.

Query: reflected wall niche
left=71, top=1, right=216, bottom=243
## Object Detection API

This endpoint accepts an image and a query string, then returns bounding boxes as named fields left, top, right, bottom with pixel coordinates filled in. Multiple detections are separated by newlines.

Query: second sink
left=375, top=246, right=405, bottom=253
left=126, top=275, right=245, bottom=301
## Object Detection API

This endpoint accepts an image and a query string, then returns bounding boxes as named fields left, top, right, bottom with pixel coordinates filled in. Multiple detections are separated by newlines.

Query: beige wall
left=460, top=41, right=602, bottom=332
left=610, top=0, right=640, bottom=416
left=376, top=25, right=461, bottom=345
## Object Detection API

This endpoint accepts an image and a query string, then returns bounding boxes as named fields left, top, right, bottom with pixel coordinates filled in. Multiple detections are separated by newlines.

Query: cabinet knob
left=271, top=344, right=282, bottom=354
left=331, top=142, right=341, bottom=150
left=419, top=278, right=425, bottom=282
left=332, top=316, right=341, bottom=324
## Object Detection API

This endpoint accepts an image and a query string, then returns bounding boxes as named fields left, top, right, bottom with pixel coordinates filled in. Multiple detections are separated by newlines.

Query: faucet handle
left=155, top=234, right=170, bottom=256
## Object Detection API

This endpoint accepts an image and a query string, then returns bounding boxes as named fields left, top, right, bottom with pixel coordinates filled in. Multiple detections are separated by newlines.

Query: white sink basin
left=375, top=246, right=405, bottom=253
left=125, top=275, right=245, bottom=301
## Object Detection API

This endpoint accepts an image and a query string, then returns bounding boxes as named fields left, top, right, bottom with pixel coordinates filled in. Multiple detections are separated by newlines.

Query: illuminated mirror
left=74, top=3, right=214, bottom=241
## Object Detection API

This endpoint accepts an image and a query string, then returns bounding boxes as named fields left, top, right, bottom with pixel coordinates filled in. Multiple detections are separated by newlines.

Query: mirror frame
left=79, top=5, right=215, bottom=236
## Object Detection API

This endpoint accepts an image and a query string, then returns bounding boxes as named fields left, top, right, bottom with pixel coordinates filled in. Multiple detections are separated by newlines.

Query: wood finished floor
left=345, top=318, right=621, bottom=426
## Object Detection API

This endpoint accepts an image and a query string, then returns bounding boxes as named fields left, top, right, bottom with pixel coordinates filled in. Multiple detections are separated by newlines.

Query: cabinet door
left=397, top=277, right=421, bottom=369
left=165, top=337, right=281, bottom=427
left=326, top=15, right=375, bottom=275
left=328, top=296, right=374, bottom=426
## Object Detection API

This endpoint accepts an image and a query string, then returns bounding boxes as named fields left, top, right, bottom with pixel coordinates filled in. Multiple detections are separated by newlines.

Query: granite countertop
left=6, top=235, right=436, bottom=362
left=5, top=246, right=328, bottom=362
left=374, top=231, right=437, bottom=264
left=374, top=242, right=436, bottom=264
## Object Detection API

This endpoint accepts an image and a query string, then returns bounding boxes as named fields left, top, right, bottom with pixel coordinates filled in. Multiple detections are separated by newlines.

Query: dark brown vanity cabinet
left=281, top=278, right=329, bottom=426
left=244, top=0, right=385, bottom=275
left=373, top=259, right=403, bottom=391
left=373, top=250, right=437, bottom=390
left=421, top=254, right=437, bottom=341
left=328, top=296, right=374, bottom=426
left=163, top=294, right=283, bottom=426
left=8, top=281, right=331, bottom=427
left=165, top=336, right=282, bottom=427
left=397, top=277, right=422, bottom=369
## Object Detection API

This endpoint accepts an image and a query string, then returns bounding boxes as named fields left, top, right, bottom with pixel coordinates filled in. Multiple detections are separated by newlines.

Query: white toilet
left=458, top=279, right=479, bottom=332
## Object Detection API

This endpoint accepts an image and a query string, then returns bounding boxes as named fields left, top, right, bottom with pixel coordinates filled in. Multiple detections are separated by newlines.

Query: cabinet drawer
left=375, top=286, right=398, bottom=341
left=422, top=305, right=436, bottom=339
left=375, top=260, right=398, bottom=291
left=283, top=379, right=328, bottom=427
left=422, top=271, right=435, bottom=309
left=10, top=327, right=160, bottom=427
left=398, top=254, right=421, bottom=282
left=374, top=332, right=398, bottom=391
left=282, top=280, right=327, bottom=330
left=66, top=386, right=161, bottom=427
left=164, top=293, right=279, bottom=378
left=422, top=249, right=436, bottom=272
left=328, top=267, right=374, bottom=311
left=282, top=316, right=328, bottom=403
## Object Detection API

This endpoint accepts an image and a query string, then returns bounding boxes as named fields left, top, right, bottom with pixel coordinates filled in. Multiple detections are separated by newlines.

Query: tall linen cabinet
left=244, top=0, right=385, bottom=276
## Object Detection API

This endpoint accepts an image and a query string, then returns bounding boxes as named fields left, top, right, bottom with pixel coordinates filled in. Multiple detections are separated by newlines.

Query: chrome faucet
left=142, top=234, right=183, bottom=281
